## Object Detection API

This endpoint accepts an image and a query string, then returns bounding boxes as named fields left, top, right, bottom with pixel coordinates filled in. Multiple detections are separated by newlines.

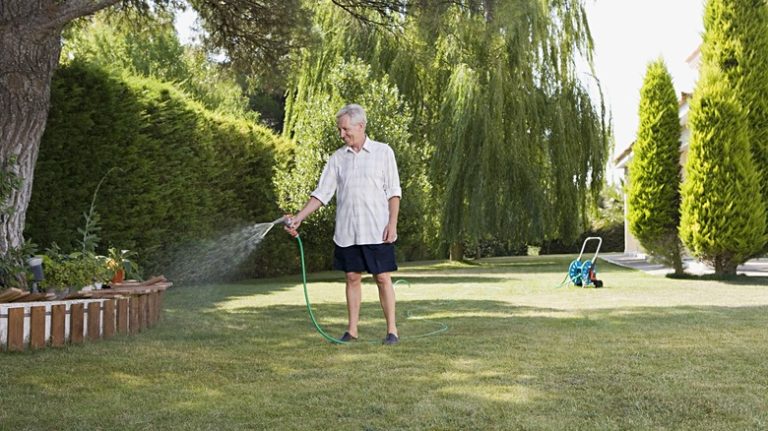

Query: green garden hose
left=296, top=235, right=347, bottom=344
left=294, top=235, right=448, bottom=344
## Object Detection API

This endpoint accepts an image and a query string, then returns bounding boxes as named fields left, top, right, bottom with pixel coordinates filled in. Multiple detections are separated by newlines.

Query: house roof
left=614, top=142, right=634, bottom=166
left=685, top=46, right=701, bottom=64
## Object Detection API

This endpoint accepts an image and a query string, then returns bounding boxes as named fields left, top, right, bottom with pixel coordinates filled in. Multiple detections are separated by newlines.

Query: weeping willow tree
left=283, top=0, right=609, bottom=259
left=420, top=1, right=608, bottom=258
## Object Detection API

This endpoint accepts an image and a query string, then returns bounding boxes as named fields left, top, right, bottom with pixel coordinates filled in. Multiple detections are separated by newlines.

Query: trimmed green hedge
left=27, top=62, right=296, bottom=283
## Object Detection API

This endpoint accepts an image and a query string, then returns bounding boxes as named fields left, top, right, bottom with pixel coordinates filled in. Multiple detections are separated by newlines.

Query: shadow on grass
left=174, top=272, right=517, bottom=304
left=666, top=272, right=768, bottom=286
left=397, top=255, right=590, bottom=275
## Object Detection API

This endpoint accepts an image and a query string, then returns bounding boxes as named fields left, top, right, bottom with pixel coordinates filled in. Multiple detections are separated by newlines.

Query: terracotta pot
left=111, top=269, right=125, bottom=284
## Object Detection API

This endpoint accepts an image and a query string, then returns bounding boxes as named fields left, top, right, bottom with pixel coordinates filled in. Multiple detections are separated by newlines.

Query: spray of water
left=169, top=222, right=279, bottom=284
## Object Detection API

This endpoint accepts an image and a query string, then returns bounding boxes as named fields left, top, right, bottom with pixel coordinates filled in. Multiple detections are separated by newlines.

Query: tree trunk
left=0, top=14, right=63, bottom=254
left=483, top=0, right=494, bottom=22
left=670, top=251, right=685, bottom=276
left=670, top=240, right=685, bottom=276
left=449, top=241, right=464, bottom=261
left=714, top=255, right=738, bottom=277
left=0, top=0, right=124, bottom=254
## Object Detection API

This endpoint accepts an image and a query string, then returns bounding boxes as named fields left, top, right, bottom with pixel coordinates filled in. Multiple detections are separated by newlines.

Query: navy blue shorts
left=333, top=243, right=398, bottom=275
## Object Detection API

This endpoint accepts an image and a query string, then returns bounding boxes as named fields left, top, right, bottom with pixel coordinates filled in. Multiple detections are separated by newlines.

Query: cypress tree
left=680, top=68, right=766, bottom=275
left=700, top=0, right=768, bottom=252
left=627, top=59, right=685, bottom=275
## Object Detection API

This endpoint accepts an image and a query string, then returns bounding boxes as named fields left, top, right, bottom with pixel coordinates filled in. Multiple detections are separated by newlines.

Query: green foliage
left=540, top=183, right=625, bottom=255
left=701, top=0, right=768, bottom=251
left=106, top=247, right=141, bottom=280
left=77, top=168, right=118, bottom=254
left=63, top=9, right=187, bottom=83
left=63, top=9, right=253, bottom=118
left=680, top=68, right=766, bottom=275
left=188, top=0, right=312, bottom=84
left=0, top=242, right=37, bottom=290
left=28, top=62, right=293, bottom=282
left=627, top=59, right=684, bottom=273
left=592, top=183, right=624, bottom=231
left=417, top=2, right=608, bottom=249
left=40, top=245, right=110, bottom=291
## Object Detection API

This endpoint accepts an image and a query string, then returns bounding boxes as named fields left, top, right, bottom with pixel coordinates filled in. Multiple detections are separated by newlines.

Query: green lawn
left=2, top=255, right=768, bottom=430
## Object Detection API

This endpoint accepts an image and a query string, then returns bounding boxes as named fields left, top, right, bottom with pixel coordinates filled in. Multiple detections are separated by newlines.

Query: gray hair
left=335, top=104, right=367, bottom=126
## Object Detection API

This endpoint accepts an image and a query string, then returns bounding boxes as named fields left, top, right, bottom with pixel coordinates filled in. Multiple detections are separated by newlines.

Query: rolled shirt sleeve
left=310, top=155, right=337, bottom=205
left=383, top=145, right=402, bottom=200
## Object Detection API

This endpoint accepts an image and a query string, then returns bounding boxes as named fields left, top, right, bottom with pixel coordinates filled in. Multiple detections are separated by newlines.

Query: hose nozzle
left=272, top=215, right=291, bottom=226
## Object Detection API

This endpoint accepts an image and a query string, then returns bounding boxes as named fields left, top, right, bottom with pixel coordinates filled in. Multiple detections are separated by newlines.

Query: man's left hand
left=383, top=223, right=398, bottom=243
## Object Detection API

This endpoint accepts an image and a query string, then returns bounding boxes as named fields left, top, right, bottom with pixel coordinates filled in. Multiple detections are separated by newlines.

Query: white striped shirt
left=311, top=137, right=402, bottom=247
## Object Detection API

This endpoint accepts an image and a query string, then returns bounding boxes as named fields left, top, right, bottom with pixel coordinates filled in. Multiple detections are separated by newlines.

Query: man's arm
left=383, top=196, right=400, bottom=243
left=285, top=152, right=337, bottom=236
left=285, top=197, right=324, bottom=237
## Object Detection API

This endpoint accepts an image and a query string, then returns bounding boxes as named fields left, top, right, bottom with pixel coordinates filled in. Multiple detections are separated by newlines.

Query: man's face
left=337, top=115, right=365, bottom=147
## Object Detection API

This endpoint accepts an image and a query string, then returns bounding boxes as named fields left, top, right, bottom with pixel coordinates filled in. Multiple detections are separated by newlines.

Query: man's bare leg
left=345, top=272, right=363, bottom=337
left=375, top=272, right=397, bottom=336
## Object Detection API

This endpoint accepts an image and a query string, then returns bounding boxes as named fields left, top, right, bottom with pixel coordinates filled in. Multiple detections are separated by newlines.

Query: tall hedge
left=700, top=0, right=768, bottom=253
left=27, top=62, right=296, bottom=282
left=680, top=68, right=766, bottom=275
left=627, top=59, right=684, bottom=275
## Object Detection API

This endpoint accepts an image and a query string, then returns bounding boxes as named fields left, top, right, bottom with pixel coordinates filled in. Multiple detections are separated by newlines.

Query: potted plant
left=106, top=247, right=140, bottom=284
left=40, top=245, right=110, bottom=296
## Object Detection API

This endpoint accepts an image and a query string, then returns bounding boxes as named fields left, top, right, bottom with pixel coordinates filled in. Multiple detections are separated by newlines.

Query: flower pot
left=111, top=269, right=125, bottom=284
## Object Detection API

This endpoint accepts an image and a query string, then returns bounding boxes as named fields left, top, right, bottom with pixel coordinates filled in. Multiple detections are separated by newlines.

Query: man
left=285, top=104, right=402, bottom=345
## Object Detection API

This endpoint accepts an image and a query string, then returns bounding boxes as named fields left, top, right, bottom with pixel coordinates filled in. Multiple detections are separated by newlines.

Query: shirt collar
left=345, top=136, right=372, bottom=153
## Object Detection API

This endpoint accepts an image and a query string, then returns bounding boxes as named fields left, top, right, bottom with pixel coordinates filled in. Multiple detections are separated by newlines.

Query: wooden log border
left=0, top=288, right=167, bottom=352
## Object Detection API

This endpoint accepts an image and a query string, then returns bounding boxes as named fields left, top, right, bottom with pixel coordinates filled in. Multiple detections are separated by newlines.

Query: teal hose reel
left=567, top=237, right=604, bottom=288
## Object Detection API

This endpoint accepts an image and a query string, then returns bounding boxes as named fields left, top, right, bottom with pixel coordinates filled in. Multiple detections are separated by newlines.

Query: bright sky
left=583, top=0, right=705, bottom=165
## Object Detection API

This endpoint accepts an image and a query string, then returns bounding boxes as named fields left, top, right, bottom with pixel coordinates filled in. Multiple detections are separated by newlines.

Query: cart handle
left=577, top=237, right=602, bottom=263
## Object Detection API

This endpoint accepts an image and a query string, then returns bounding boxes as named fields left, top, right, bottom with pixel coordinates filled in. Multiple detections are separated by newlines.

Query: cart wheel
left=594, top=279, right=603, bottom=288
left=568, top=259, right=582, bottom=285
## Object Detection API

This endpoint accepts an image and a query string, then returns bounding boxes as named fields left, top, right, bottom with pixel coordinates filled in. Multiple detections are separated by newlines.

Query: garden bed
left=0, top=276, right=172, bottom=352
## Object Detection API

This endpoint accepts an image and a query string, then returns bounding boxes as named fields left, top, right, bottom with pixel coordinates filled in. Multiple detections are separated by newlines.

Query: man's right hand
left=283, top=198, right=322, bottom=238
left=283, top=214, right=301, bottom=237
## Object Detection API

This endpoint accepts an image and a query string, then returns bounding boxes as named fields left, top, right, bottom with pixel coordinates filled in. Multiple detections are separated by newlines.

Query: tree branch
left=329, top=0, right=468, bottom=27
left=329, top=0, right=405, bottom=26
left=44, top=0, right=121, bottom=30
